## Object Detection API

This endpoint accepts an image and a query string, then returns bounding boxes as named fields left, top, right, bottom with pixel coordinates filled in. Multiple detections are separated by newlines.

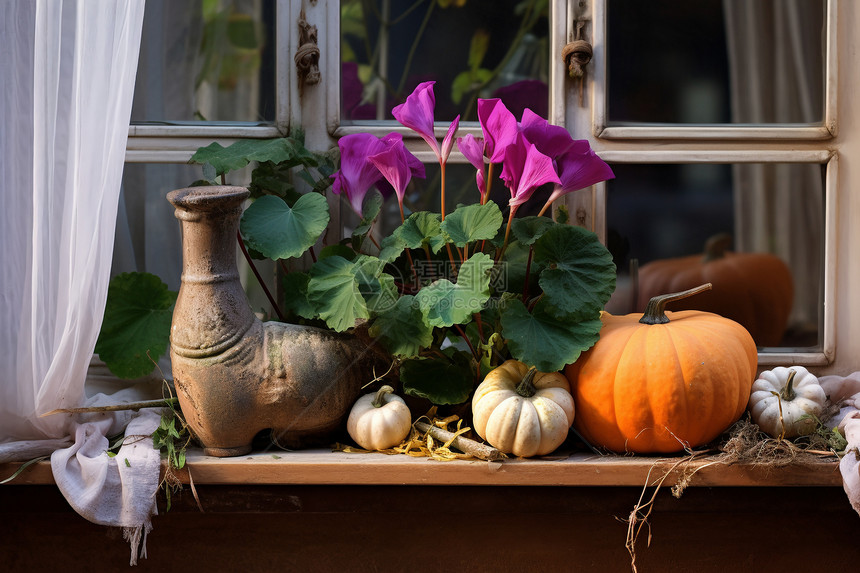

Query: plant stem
left=461, top=0, right=540, bottom=120
left=484, top=162, right=494, bottom=205
left=440, top=161, right=447, bottom=219
left=454, top=324, right=479, bottom=363
left=395, top=0, right=436, bottom=96
left=414, top=421, right=503, bottom=461
left=472, top=312, right=485, bottom=343
left=496, top=205, right=518, bottom=262
left=237, top=231, right=285, bottom=321
left=537, top=196, right=554, bottom=217
left=515, top=366, right=538, bottom=398
left=639, top=283, right=712, bottom=325
left=780, top=370, right=798, bottom=402
left=404, top=245, right=418, bottom=284
left=40, top=398, right=180, bottom=418
left=372, top=385, right=395, bottom=408
left=522, top=246, right=534, bottom=303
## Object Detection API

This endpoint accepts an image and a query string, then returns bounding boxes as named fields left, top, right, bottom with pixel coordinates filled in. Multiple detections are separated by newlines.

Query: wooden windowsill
left=2, top=448, right=843, bottom=487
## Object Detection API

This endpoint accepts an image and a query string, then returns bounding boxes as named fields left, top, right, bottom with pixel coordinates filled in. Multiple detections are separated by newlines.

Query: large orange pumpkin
left=635, top=234, right=793, bottom=347
left=565, top=284, right=757, bottom=454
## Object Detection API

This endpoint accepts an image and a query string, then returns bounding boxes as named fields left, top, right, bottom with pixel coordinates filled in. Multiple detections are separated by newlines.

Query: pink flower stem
left=537, top=198, right=553, bottom=217
left=400, top=202, right=418, bottom=282
left=522, top=246, right=534, bottom=303
left=236, top=231, right=285, bottom=321
left=453, top=324, right=480, bottom=364
left=440, top=161, right=447, bottom=219
left=496, top=205, right=518, bottom=262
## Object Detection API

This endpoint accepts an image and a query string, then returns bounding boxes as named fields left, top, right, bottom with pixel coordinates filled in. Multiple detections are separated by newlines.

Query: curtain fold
left=0, top=0, right=157, bottom=561
left=723, top=0, right=825, bottom=338
left=1, top=0, right=146, bottom=452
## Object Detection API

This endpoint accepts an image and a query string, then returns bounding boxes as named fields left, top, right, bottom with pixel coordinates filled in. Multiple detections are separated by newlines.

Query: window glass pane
left=607, top=0, right=826, bottom=125
left=131, top=0, right=276, bottom=125
left=115, top=163, right=274, bottom=311
left=340, top=0, right=550, bottom=123
left=606, top=163, right=824, bottom=351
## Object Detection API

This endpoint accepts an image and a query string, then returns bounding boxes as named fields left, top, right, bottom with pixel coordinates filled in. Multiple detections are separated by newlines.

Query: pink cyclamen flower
left=333, top=133, right=390, bottom=216
left=501, top=132, right=561, bottom=209
left=456, top=133, right=485, bottom=171
left=392, top=81, right=440, bottom=158
left=392, top=81, right=460, bottom=165
left=368, top=136, right=426, bottom=206
left=548, top=140, right=615, bottom=204
left=440, top=115, right=460, bottom=164
left=519, top=108, right=576, bottom=159
left=477, top=98, right=518, bottom=164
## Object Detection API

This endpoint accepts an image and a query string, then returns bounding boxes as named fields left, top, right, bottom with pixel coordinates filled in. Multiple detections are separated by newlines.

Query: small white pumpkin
left=748, top=366, right=827, bottom=438
left=472, top=360, right=575, bottom=457
left=347, top=385, right=412, bottom=450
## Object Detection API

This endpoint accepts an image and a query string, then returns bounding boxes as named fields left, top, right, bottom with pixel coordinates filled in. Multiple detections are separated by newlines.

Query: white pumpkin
left=748, top=366, right=827, bottom=438
left=472, top=360, right=575, bottom=457
left=347, top=385, right=412, bottom=450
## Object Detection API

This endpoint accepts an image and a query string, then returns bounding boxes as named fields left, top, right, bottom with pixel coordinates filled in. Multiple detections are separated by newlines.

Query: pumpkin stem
left=639, top=283, right=713, bottom=325
left=516, top=367, right=539, bottom=398
left=780, top=370, right=798, bottom=402
left=372, top=385, right=395, bottom=408
left=703, top=233, right=733, bottom=262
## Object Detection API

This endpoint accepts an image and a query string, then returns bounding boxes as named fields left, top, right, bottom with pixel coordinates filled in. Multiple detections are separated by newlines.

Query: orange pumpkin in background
left=565, top=284, right=757, bottom=454
left=635, top=233, right=793, bottom=347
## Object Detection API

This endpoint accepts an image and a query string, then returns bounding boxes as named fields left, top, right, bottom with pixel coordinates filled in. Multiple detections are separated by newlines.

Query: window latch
left=295, top=9, right=321, bottom=85
left=563, top=16, right=593, bottom=105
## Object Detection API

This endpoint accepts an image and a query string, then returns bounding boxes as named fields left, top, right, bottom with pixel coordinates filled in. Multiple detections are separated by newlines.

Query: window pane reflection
left=340, top=0, right=549, bottom=123
left=607, top=0, right=826, bottom=125
left=606, top=163, right=824, bottom=350
left=131, top=0, right=276, bottom=124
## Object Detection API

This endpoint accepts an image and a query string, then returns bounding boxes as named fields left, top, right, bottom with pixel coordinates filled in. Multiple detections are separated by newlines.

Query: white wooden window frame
left=565, top=0, right=840, bottom=368
left=122, top=0, right=845, bottom=369
left=590, top=0, right=838, bottom=141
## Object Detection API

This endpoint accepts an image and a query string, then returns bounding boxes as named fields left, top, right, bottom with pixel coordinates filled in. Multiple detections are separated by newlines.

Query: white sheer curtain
left=723, top=0, right=825, bottom=338
left=0, top=0, right=160, bottom=563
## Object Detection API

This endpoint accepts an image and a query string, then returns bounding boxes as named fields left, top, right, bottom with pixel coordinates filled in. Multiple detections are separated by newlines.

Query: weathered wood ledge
left=1, top=448, right=843, bottom=487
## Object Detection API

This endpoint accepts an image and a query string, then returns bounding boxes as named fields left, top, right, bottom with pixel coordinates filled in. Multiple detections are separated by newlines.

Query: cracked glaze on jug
left=168, top=186, right=383, bottom=457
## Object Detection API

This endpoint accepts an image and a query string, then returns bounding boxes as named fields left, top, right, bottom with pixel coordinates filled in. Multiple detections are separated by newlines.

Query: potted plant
left=101, top=81, right=616, bottom=456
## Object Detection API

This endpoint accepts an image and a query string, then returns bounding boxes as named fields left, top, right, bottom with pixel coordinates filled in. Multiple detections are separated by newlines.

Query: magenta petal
left=392, top=81, right=441, bottom=159
left=369, top=143, right=412, bottom=204
left=440, top=115, right=460, bottom=164
left=334, top=133, right=388, bottom=216
left=553, top=143, right=615, bottom=199
left=477, top=98, right=518, bottom=164
left=501, top=133, right=561, bottom=208
left=383, top=132, right=426, bottom=180
left=457, top=134, right=485, bottom=171
left=520, top=108, right=575, bottom=159
left=476, top=169, right=486, bottom=198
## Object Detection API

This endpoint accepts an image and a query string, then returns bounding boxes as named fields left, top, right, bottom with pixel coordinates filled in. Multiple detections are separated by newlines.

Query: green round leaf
left=393, top=212, right=446, bottom=254
left=416, top=253, right=493, bottom=327
left=368, top=295, right=434, bottom=358
left=499, top=298, right=602, bottom=373
left=240, top=193, right=330, bottom=260
left=534, top=225, right=616, bottom=320
left=306, top=256, right=369, bottom=332
left=281, top=272, right=315, bottom=320
left=352, top=191, right=383, bottom=238
left=440, top=200, right=504, bottom=247
left=511, top=216, right=556, bottom=246
left=95, top=272, right=177, bottom=379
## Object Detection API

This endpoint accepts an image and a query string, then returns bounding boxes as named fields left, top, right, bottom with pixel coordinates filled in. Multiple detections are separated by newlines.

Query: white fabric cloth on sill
left=819, top=374, right=860, bottom=515
left=0, top=0, right=158, bottom=565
